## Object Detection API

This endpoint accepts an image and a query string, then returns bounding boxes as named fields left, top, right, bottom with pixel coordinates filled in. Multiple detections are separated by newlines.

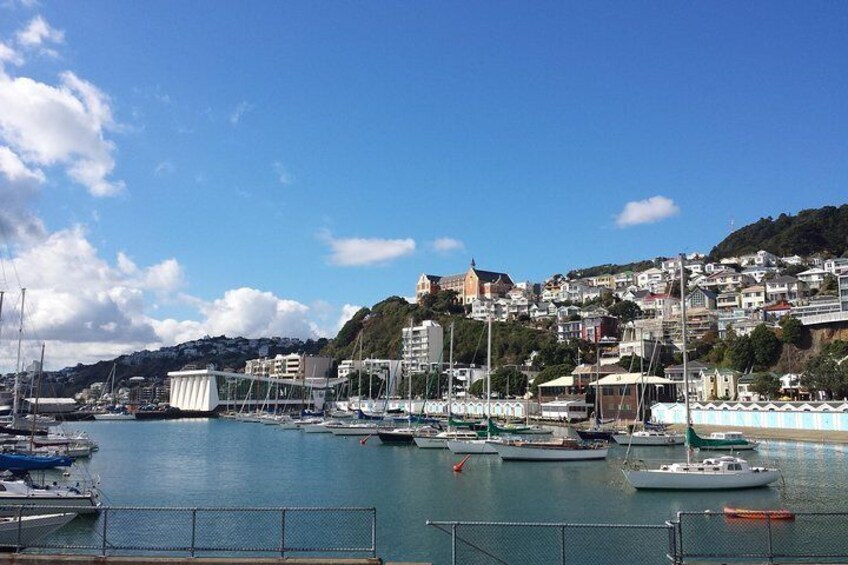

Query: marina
left=46, top=417, right=848, bottom=563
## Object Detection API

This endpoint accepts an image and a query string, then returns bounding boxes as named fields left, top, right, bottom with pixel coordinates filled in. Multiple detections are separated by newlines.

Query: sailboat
left=93, top=364, right=135, bottom=420
left=622, top=255, right=780, bottom=490
left=447, top=317, right=500, bottom=454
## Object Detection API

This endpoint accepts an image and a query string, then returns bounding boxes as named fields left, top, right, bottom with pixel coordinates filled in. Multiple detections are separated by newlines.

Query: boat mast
left=486, top=316, right=492, bottom=437
left=679, top=253, right=691, bottom=465
left=12, top=288, right=25, bottom=418
left=407, top=318, right=413, bottom=418
left=447, top=321, right=454, bottom=430
left=29, top=343, right=45, bottom=451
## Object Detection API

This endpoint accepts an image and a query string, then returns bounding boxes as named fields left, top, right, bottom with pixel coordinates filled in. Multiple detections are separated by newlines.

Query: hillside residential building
left=582, top=315, right=619, bottom=343
left=739, top=250, right=780, bottom=268
left=402, top=320, right=444, bottom=373
left=840, top=274, right=848, bottom=312
left=741, top=285, right=766, bottom=310
left=557, top=319, right=583, bottom=343
left=686, top=287, right=717, bottom=311
left=416, top=260, right=514, bottom=304
left=781, top=255, right=805, bottom=266
left=797, top=267, right=828, bottom=290
left=700, top=368, right=742, bottom=401
left=765, top=276, right=806, bottom=303
left=824, top=258, right=848, bottom=275
left=717, top=309, right=749, bottom=338
left=717, top=292, right=741, bottom=310
left=636, top=268, right=664, bottom=290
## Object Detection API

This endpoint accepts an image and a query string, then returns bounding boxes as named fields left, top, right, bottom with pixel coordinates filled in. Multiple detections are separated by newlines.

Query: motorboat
left=92, top=411, right=135, bottom=421
left=612, top=430, right=685, bottom=446
left=326, top=422, right=381, bottom=436
left=491, top=438, right=609, bottom=461
left=0, top=512, right=78, bottom=548
left=623, top=455, right=780, bottom=490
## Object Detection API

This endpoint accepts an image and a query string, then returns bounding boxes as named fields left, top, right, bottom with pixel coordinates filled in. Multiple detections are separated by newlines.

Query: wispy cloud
left=615, top=195, right=680, bottom=228
left=318, top=230, right=416, bottom=267
left=430, top=237, right=464, bottom=253
left=16, top=15, right=63, bottom=57
left=154, top=160, right=174, bottom=176
left=273, top=161, right=293, bottom=185
left=229, top=101, right=253, bottom=126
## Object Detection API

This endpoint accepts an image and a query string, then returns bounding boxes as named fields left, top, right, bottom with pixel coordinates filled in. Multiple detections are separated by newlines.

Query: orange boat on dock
left=723, top=507, right=795, bottom=520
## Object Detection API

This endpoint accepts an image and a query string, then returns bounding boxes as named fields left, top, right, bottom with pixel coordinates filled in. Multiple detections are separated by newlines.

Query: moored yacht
left=623, top=455, right=779, bottom=490
left=612, top=430, right=685, bottom=446
left=491, top=437, right=608, bottom=461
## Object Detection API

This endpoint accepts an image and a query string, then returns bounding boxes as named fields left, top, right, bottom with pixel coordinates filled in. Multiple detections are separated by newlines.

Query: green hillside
left=710, top=205, right=848, bottom=259
left=320, top=295, right=559, bottom=368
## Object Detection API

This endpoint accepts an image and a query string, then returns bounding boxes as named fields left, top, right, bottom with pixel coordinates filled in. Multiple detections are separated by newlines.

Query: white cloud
left=337, top=304, right=362, bottom=331
left=16, top=15, right=64, bottom=48
left=198, top=287, right=320, bottom=339
left=0, top=42, right=23, bottom=67
left=431, top=237, right=464, bottom=253
left=272, top=161, right=293, bottom=185
left=615, top=195, right=680, bottom=228
left=0, top=144, right=45, bottom=240
left=229, top=101, right=253, bottom=125
left=319, top=230, right=416, bottom=267
left=0, top=68, right=125, bottom=196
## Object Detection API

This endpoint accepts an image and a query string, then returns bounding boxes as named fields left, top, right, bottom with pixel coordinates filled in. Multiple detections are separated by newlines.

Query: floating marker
left=360, top=435, right=372, bottom=445
left=453, top=455, right=472, bottom=472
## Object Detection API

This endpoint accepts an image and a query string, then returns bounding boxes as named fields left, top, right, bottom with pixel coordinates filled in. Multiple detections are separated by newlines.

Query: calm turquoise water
left=67, top=420, right=848, bottom=562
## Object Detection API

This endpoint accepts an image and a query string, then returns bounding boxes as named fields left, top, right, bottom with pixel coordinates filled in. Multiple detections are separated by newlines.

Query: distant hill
left=21, top=336, right=328, bottom=398
left=710, top=205, right=848, bottom=260
left=320, top=295, right=556, bottom=368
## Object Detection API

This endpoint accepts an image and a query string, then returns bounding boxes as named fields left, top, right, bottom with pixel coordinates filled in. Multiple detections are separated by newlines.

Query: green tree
left=750, top=324, right=782, bottom=370
left=607, top=300, right=642, bottom=323
left=820, top=275, right=838, bottom=295
left=727, top=332, right=754, bottom=372
left=779, top=316, right=804, bottom=346
left=803, top=341, right=848, bottom=399
left=750, top=373, right=781, bottom=399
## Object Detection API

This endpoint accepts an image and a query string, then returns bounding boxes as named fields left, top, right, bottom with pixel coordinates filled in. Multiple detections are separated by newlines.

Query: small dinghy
left=723, top=507, right=795, bottom=520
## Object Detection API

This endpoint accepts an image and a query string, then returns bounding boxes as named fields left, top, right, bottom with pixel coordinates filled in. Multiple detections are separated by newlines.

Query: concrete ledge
left=0, top=556, right=382, bottom=565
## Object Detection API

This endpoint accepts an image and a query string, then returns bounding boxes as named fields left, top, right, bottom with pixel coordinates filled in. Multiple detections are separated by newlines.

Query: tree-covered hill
left=709, top=205, right=848, bottom=259
left=320, top=294, right=559, bottom=368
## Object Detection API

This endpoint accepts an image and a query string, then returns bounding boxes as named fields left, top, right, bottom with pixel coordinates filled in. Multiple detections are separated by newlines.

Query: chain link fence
left=427, top=520, right=675, bottom=565
left=675, top=511, right=848, bottom=564
left=0, top=504, right=376, bottom=558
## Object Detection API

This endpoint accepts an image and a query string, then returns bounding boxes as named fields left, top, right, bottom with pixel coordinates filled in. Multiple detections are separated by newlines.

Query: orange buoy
left=360, top=435, right=371, bottom=445
left=453, top=455, right=472, bottom=472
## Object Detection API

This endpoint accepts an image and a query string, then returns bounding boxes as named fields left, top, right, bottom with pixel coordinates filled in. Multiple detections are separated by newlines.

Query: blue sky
left=0, top=1, right=846, bottom=368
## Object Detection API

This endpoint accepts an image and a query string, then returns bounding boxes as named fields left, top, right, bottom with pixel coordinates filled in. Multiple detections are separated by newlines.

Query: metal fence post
left=561, top=525, right=566, bottom=565
left=190, top=509, right=197, bottom=558
left=451, top=523, right=457, bottom=565
left=766, top=513, right=774, bottom=564
left=676, top=514, right=684, bottom=565
left=280, top=509, right=286, bottom=558
left=101, top=507, right=109, bottom=557
left=371, top=508, right=377, bottom=558
left=15, top=506, right=23, bottom=552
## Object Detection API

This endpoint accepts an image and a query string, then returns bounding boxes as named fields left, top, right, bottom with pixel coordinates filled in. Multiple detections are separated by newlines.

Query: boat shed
left=587, top=374, right=679, bottom=421
left=23, top=397, right=79, bottom=414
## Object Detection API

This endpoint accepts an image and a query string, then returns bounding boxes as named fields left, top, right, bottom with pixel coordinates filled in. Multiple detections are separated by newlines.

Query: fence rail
left=429, top=511, right=848, bottom=565
left=0, top=504, right=377, bottom=558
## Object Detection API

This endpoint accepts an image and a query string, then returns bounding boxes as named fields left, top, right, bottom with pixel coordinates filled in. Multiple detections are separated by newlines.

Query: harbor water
left=67, top=419, right=848, bottom=562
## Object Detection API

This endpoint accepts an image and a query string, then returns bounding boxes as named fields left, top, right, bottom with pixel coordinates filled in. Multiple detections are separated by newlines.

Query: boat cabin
left=708, top=431, right=745, bottom=441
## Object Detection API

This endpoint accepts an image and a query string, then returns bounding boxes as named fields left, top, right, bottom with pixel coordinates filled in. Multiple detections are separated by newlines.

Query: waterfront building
left=402, top=320, right=444, bottom=373
left=245, top=353, right=332, bottom=380
left=588, top=373, right=677, bottom=421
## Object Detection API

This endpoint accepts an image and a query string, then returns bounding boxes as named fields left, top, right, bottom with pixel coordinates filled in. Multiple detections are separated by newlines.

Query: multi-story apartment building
left=716, top=291, right=741, bottom=310
left=245, top=353, right=332, bottom=380
left=840, top=274, right=848, bottom=312
left=402, top=320, right=444, bottom=373
left=416, top=260, right=514, bottom=305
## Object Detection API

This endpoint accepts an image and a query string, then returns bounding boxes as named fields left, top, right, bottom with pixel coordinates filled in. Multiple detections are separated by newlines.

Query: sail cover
left=686, top=427, right=749, bottom=448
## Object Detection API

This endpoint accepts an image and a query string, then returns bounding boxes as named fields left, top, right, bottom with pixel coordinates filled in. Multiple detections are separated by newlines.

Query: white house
left=741, top=285, right=766, bottom=311
left=797, top=267, right=828, bottom=290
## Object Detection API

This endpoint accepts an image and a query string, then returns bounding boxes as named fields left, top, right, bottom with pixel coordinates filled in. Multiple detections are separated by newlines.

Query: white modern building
left=402, top=320, right=444, bottom=373
left=245, top=353, right=332, bottom=380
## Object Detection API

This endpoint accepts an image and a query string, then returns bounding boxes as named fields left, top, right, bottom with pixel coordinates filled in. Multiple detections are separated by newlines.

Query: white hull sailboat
left=0, top=478, right=101, bottom=514
left=0, top=512, right=78, bottom=548
left=623, top=456, right=780, bottom=490
left=447, top=437, right=499, bottom=454
left=327, top=423, right=380, bottom=436
left=622, top=254, right=780, bottom=491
